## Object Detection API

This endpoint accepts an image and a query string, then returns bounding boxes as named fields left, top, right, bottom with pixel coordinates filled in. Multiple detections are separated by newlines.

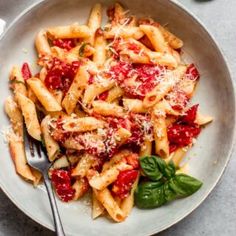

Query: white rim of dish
left=0, top=0, right=235, bottom=234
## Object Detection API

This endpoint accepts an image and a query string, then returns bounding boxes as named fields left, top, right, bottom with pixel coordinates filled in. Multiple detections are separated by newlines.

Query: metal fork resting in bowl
left=24, top=130, right=65, bottom=236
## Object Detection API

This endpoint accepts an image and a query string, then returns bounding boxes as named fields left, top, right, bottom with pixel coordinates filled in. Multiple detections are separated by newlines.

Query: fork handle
left=43, top=173, right=66, bottom=236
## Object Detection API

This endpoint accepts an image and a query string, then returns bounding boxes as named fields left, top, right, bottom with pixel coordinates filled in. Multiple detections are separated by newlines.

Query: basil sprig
left=134, top=156, right=203, bottom=209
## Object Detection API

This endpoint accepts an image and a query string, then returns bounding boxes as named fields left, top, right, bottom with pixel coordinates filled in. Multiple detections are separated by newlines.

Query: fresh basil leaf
left=134, top=181, right=167, bottom=209
left=169, top=174, right=203, bottom=197
left=163, top=182, right=177, bottom=202
left=163, top=160, right=176, bottom=179
left=140, top=156, right=167, bottom=181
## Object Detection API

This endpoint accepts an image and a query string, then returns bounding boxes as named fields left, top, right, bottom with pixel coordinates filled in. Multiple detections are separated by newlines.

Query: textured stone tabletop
left=0, top=0, right=235, bottom=235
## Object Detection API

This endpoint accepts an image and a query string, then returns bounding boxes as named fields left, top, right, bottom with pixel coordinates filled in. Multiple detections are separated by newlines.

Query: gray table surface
left=0, top=0, right=235, bottom=235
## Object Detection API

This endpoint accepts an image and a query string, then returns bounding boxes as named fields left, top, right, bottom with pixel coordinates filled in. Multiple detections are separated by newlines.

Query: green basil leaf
left=134, top=181, right=167, bottom=209
left=140, top=156, right=167, bottom=181
left=163, top=182, right=177, bottom=202
left=163, top=160, right=176, bottom=179
left=169, top=174, right=203, bottom=197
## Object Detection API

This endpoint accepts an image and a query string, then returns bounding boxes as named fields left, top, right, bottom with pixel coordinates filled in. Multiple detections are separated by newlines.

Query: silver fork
left=24, top=130, right=65, bottom=236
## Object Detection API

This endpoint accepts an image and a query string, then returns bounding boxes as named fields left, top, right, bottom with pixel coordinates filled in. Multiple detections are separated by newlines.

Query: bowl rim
left=0, top=0, right=235, bottom=235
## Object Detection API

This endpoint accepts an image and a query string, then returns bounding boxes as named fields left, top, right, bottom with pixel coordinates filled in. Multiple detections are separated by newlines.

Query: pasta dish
left=4, top=2, right=213, bottom=222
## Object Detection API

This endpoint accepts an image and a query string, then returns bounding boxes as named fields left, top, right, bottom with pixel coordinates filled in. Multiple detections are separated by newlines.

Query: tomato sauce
left=21, top=63, right=32, bottom=80
left=112, top=170, right=139, bottom=199
left=51, top=169, right=75, bottom=202
left=44, top=58, right=80, bottom=93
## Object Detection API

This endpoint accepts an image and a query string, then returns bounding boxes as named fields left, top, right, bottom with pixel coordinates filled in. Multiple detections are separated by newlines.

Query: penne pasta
left=71, top=154, right=96, bottom=177
left=27, top=77, right=62, bottom=112
left=93, top=29, right=107, bottom=68
left=92, top=189, right=105, bottom=219
left=8, top=132, right=35, bottom=182
left=47, top=24, right=91, bottom=39
left=35, top=29, right=51, bottom=56
left=62, top=66, right=89, bottom=114
left=195, top=113, right=213, bottom=126
left=17, top=93, right=41, bottom=140
left=143, top=66, right=187, bottom=108
left=88, top=161, right=132, bottom=190
left=41, top=115, right=60, bottom=161
left=92, top=100, right=125, bottom=117
left=123, top=98, right=148, bottom=113
left=94, top=188, right=125, bottom=222
left=72, top=178, right=89, bottom=200
left=87, top=3, right=102, bottom=45
left=4, top=96, right=23, bottom=137
left=83, top=80, right=115, bottom=105
left=104, top=26, right=144, bottom=39
left=139, top=24, right=169, bottom=53
left=152, top=104, right=169, bottom=158
left=62, top=117, right=105, bottom=132
left=105, top=86, right=124, bottom=102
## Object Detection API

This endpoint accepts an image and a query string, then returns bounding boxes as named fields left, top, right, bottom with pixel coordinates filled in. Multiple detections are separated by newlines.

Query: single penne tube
left=152, top=105, right=169, bottom=158
left=70, top=43, right=95, bottom=58
left=143, top=65, right=187, bottom=108
left=52, top=90, right=63, bottom=106
left=123, top=98, right=148, bottom=113
left=88, top=161, right=132, bottom=190
left=102, top=149, right=133, bottom=171
left=105, top=86, right=124, bottom=102
left=104, top=26, right=144, bottom=40
left=195, top=113, right=214, bottom=126
left=51, top=46, right=78, bottom=63
left=92, top=100, right=125, bottom=117
left=148, top=51, right=178, bottom=68
left=27, top=77, right=62, bottom=112
left=87, top=3, right=102, bottom=45
left=62, top=66, right=89, bottom=114
left=178, top=77, right=197, bottom=97
left=35, top=29, right=51, bottom=56
left=30, top=167, right=42, bottom=186
left=83, top=80, right=115, bottom=105
left=94, top=188, right=126, bottom=222
left=39, top=67, right=47, bottom=82
left=8, top=133, right=35, bottom=182
left=41, top=115, right=60, bottom=162
left=139, top=24, right=169, bottom=53
left=120, top=49, right=177, bottom=68
left=139, top=139, right=152, bottom=157
left=71, top=154, right=96, bottom=177
left=120, top=173, right=139, bottom=217
left=92, top=190, right=105, bottom=219
left=62, top=117, right=104, bottom=132
left=51, top=156, right=70, bottom=169
left=47, top=24, right=91, bottom=39
left=27, top=88, right=38, bottom=103
left=93, top=30, right=107, bottom=68
left=4, top=96, right=23, bottom=137
left=112, top=2, right=126, bottom=23
left=154, top=99, right=180, bottom=116
left=62, top=137, right=84, bottom=151
left=17, top=93, right=41, bottom=141
left=158, top=25, right=183, bottom=49
left=115, top=128, right=132, bottom=145
left=9, top=66, right=27, bottom=98
left=171, top=147, right=188, bottom=167
left=72, top=178, right=89, bottom=200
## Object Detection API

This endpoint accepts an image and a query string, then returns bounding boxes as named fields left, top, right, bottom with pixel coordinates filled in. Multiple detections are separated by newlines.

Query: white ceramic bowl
left=0, top=0, right=235, bottom=235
